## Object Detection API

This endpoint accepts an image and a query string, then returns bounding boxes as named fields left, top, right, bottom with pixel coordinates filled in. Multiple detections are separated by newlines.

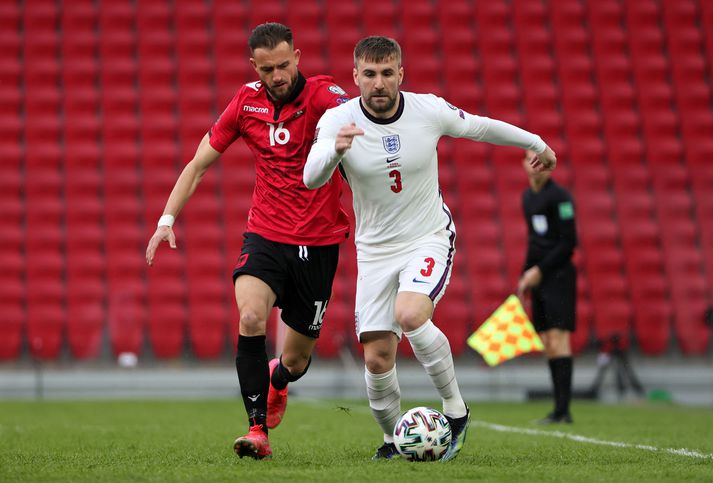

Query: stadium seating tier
left=7, top=0, right=712, bottom=360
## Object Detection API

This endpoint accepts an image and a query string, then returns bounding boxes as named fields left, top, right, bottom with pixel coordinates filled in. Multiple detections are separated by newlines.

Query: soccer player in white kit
left=304, top=36, right=557, bottom=461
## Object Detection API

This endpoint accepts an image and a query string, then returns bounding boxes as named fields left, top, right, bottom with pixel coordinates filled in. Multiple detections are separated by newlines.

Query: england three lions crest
left=382, top=134, right=401, bottom=154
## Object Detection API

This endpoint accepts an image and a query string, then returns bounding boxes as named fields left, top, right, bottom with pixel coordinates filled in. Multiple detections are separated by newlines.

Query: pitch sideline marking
left=473, top=420, right=713, bottom=460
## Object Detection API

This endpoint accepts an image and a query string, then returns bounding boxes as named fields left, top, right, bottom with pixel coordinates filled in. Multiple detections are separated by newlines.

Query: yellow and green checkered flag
left=467, top=295, right=544, bottom=366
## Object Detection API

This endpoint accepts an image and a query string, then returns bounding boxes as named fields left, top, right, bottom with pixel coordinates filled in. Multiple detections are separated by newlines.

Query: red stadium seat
left=25, top=116, right=61, bottom=150
left=248, top=2, right=287, bottom=26
left=620, top=220, right=661, bottom=255
left=651, top=163, right=689, bottom=189
left=362, top=0, right=399, bottom=38
left=471, top=273, right=510, bottom=326
left=98, top=2, right=133, bottom=33
left=637, top=79, right=674, bottom=114
left=437, top=1, right=474, bottom=30
left=0, top=2, right=20, bottom=33
left=0, top=57, right=23, bottom=92
left=612, top=165, right=651, bottom=193
left=401, top=0, right=436, bottom=33
left=26, top=302, right=67, bottom=360
left=62, top=31, right=99, bottom=64
left=646, top=137, right=683, bottom=169
left=0, top=248, right=23, bottom=284
left=681, top=109, right=713, bottom=145
left=0, top=167, right=22, bottom=204
left=673, top=300, right=711, bottom=355
left=61, top=1, right=97, bottom=31
left=148, top=303, right=186, bottom=359
left=435, top=301, right=470, bottom=357
left=592, top=297, right=632, bottom=349
left=616, top=192, right=655, bottom=224
left=659, top=219, right=698, bottom=252
left=175, top=0, right=209, bottom=32
left=633, top=301, right=672, bottom=355
left=67, top=300, right=104, bottom=359
left=286, top=0, right=323, bottom=31
left=0, top=304, right=23, bottom=360
left=625, top=248, right=666, bottom=286
left=107, top=280, right=146, bottom=356
left=103, top=116, right=140, bottom=148
left=189, top=302, right=229, bottom=359
left=553, top=26, right=589, bottom=59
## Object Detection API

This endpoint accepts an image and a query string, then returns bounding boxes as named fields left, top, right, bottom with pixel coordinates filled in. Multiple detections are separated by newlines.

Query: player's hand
left=529, top=146, right=556, bottom=173
left=335, top=123, right=364, bottom=155
left=516, top=266, right=543, bottom=300
left=146, top=225, right=177, bottom=266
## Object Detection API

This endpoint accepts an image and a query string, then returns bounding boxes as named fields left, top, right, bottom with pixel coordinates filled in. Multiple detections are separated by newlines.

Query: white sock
left=405, top=320, right=467, bottom=419
left=365, top=365, right=401, bottom=443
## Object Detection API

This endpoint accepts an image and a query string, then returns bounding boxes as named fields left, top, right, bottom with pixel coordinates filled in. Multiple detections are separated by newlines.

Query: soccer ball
left=392, top=406, right=452, bottom=461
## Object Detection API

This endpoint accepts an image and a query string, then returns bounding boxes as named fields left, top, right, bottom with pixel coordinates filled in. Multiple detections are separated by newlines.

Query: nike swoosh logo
left=386, top=156, right=401, bottom=163
left=248, top=395, right=259, bottom=402
left=412, top=278, right=429, bottom=284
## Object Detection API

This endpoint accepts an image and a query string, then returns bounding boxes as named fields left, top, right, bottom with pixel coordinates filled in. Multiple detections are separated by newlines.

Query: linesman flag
left=467, top=295, right=544, bottom=366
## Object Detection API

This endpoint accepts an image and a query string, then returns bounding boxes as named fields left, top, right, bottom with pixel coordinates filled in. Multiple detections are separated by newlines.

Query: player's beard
left=365, top=91, right=398, bottom=114
left=265, top=72, right=298, bottom=103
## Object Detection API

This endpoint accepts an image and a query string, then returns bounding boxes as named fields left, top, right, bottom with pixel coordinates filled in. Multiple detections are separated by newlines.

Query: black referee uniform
left=523, top=179, right=577, bottom=331
left=522, top=177, right=577, bottom=421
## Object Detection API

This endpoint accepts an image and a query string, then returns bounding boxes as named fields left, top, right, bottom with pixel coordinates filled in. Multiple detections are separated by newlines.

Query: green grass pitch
left=1, top=398, right=712, bottom=482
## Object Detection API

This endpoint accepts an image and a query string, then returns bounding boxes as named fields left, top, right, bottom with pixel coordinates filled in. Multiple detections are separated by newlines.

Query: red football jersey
left=209, top=74, right=350, bottom=246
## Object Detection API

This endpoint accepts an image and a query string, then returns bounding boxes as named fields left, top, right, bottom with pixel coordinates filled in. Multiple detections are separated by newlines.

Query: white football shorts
left=354, top=228, right=456, bottom=340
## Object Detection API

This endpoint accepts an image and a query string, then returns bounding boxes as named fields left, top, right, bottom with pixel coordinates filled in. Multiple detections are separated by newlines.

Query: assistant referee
left=517, top=150, right=577, bottom=424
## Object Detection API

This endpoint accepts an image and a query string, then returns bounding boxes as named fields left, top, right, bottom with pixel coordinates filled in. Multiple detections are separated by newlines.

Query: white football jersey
left=305, top=92, right=546, bottom=251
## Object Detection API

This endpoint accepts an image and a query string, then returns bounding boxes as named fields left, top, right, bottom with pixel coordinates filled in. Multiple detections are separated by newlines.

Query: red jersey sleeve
left=208, top=92, right=242, bottom=153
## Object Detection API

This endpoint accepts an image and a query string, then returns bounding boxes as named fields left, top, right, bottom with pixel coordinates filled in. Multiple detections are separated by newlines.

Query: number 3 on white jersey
left=267, top=122, right=290, bottom=146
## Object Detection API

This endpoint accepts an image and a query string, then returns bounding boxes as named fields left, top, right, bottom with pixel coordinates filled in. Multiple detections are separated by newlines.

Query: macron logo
left=243, top=105, right=269, bottom=114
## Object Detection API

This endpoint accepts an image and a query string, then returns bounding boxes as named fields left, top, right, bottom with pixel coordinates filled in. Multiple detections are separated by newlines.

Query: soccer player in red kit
left=145, top=23, right=350, bottom=459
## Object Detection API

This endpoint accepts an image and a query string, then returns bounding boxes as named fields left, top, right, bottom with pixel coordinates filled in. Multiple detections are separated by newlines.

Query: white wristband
left=157, top=214, right=175, bottom=227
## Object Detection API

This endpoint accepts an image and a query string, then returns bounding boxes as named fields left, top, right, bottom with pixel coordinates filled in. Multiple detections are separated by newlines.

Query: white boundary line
left=473, top=420, right=713, bottom=460
left=297, top=399, right=713, bottom=460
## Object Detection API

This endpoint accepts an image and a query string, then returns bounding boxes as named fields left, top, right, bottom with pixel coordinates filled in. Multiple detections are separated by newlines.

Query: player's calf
left=267, top=358, right=289, bottom=429
left=267, top=356, right=312, bottom=428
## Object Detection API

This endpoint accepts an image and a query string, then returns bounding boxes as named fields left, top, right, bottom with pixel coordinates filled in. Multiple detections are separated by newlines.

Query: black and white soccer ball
left=392, top=406, right=452, bottom=461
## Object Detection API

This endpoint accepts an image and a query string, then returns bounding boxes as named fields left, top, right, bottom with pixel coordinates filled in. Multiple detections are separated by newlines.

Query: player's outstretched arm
left=304, top=122, right=363, bottom=189
left=145, top=133, right=221, bottom=266
left=442, top=101, right=556, bottom=173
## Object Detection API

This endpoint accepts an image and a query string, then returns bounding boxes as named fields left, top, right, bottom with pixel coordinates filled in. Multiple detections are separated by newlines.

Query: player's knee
left=364, top=351, right=394, bottom=374
left=394, top=308, right=428, bottom=333
left=238, top=309, right=268, bottom=336
left=365, top=359, right=392, bottom=375
left=280, top=355, right=312, bottom=381
left=281, top=352, right=311, bottom=375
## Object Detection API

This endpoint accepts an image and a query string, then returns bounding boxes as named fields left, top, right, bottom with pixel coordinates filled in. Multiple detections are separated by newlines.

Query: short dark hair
left=248, top=22, right=293, bottom=52
left=354, top=36, right=401, bottom=66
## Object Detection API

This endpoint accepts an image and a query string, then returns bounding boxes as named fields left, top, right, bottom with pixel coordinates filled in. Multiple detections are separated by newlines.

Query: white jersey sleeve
left=431, top=95, right=547, bottom=153
left=304, top=106, right=350, bottom=189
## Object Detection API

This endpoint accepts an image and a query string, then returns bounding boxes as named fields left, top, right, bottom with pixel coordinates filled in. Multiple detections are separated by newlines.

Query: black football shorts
left=232, top=232, right=339, bottom=338
left=531, top=263, right=576, bottom=333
